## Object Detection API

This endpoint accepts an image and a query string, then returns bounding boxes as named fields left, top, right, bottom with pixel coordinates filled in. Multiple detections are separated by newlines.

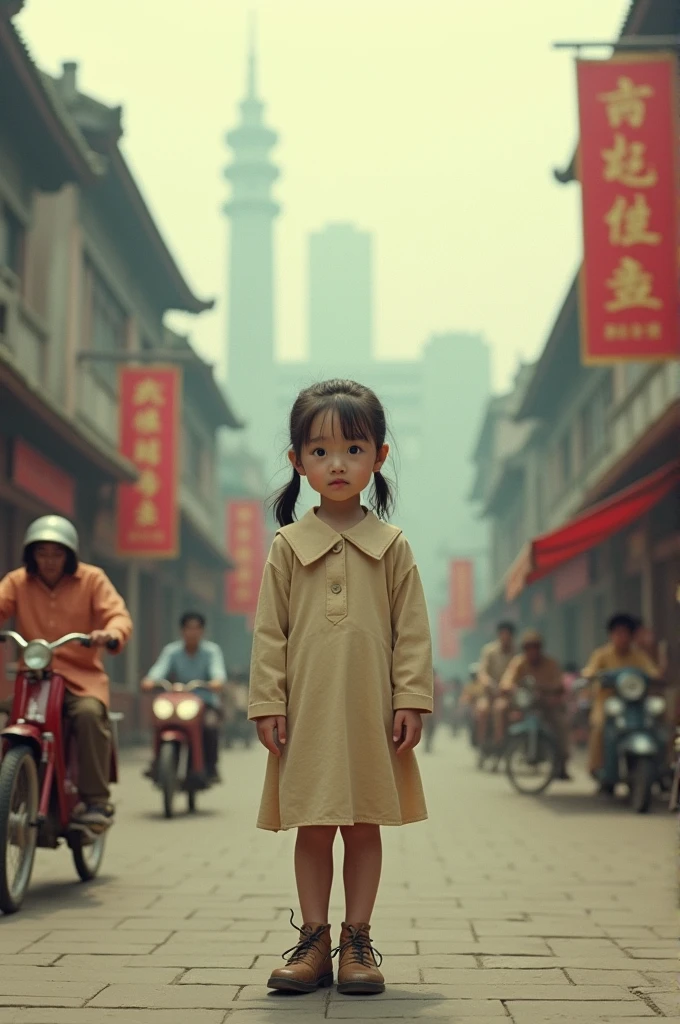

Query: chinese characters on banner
left=449, top=559, right=476, bottom=630
left=576, top=55, right=679, bottom=363
left=438, top=607, right=460, bottom=661
left=225, top=500, right=267, bottom=621
left=117, top=368, right=181, bottom=557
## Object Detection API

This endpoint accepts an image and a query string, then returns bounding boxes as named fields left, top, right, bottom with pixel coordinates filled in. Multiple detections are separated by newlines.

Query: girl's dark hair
left=24, top=543, right=77, bottom=577
left=272, top=378, right=395, bottom=527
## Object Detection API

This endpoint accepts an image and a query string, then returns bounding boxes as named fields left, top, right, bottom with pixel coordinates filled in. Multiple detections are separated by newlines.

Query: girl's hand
left=393, top=709, right=423, bottom=754
left=255, top=715, right=287, bottom=757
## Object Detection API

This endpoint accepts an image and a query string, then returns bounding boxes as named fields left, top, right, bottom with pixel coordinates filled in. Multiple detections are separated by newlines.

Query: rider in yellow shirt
left=582, top=612, right=660, bottom=786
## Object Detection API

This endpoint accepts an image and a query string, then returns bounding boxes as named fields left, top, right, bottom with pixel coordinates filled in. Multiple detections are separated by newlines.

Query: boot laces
left=280, top=909, right=327, bottom=965
left=333, top=925, right=383, bottom=967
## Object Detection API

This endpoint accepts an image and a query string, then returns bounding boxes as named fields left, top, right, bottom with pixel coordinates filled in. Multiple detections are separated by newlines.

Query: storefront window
left=83, top=260, right=128, bottom=391
left=0, top=204, right=24, bottom=279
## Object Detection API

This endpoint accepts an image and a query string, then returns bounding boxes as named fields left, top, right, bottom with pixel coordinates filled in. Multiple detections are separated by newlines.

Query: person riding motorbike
left=497, top=630, right=571, bottom=779
left=0, top=515, right=132, bottom=831
left=582, top=612, right=661, bottom=790
left=141, top=611, right=226, bottom=782
left=475, top=621, right=516, bottom=749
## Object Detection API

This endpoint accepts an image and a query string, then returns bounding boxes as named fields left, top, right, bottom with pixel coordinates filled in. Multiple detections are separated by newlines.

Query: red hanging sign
left=225, top=499, right=267, bottom=617
left=576, top=54, right=679, bottom=363
left=438, top=607, right=460, bottom=660
left=117, top=367, right=181, bottom=558
left=449, top=559, right=476, bottom=630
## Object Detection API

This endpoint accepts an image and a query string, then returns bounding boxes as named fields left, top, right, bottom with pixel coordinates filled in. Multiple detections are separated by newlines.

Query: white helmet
left=23, top=515, right=79, bottom=564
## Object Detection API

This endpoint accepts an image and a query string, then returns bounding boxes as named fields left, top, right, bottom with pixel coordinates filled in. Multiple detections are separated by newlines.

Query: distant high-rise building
left=309, top=224, right=373, bottom=365
left=223, top=31, right=281, bottom=469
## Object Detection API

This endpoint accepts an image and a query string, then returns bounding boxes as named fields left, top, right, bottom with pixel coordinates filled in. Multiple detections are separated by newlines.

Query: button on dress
left=248, top=509, right=434, bottom=832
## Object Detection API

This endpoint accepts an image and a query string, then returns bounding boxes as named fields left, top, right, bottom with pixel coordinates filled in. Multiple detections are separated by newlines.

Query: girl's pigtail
left=372, top=470, right=394, bottom=521
left=271, top=469, right=301, bottom=527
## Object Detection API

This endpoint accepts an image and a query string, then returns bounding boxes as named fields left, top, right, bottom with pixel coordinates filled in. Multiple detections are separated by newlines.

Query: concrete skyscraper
left=309, top=224, right=373, bottom=364
left=223, top=30, right=280, bottom=471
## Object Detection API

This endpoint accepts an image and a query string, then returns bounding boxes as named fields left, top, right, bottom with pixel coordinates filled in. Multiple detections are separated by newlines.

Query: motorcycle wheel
left=629, top=756, right=654, bottom=814
left=0, top=745, right=39, bottom=914
left=158, top=742, right=179, bottom=820
left=505, top=734, right=557, bottom=796
left=71, top=831, right=106, bottom=882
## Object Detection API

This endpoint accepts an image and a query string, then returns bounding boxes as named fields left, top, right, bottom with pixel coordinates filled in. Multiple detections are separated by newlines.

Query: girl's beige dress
left=248, top=508, right=434, bottom=832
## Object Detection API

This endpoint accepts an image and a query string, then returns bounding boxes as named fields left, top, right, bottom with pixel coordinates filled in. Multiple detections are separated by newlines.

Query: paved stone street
left=0, top=733, right=676, bottom=1023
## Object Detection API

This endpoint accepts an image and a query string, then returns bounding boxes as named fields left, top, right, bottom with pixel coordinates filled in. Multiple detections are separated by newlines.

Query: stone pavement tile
left=0, top=966, right=180, bottom=988
left=3, top=917, right=128, bottom=931
left=115, top=918, right=230, bottom=932
left=25, top=938, right=158, bottom=955
left=159, top=930, right=263, bottom=945
left=565, top=969, right=650, bottom=986
left=647, top=992, right=680, bottom=1015
left=473, top=921, right=606, bottom=938
left=651, top=925, right=678, bottom=939
left=325, top=999, right=507, bottom=1018
left=506, top=1006, right=656, bottom=1022
left=229, top=988, right=328, bottom=1010
left=43, top=928, right=172, bottom=945
left=623, top=946, right=679, bottom=959
left=58, top=953, right=257, bottom=971
left=0, top=955, right=58, bottom=966
left=179, top=968, right=330, bottom=986
left=88, top=984, right=239, bottom=1008
left=0, top=977, right=104, bottom=1001
left=547, top=939, right=624, bottom=956
left=343, top=984, right=639, bottom=1001
left=602, top=928, right=656, bottom=940
left=641, top=972, right=680, bottom=988
left=254, top=953, right=475, bottom=976
left=419, top=938, right=553, bottom=955
left=481, top=956, right=678, bottom=972
left=0, top=934, right=49, bottom=953
left=421, top=968, right=568, bottom=985
left=0, top=1011, right=225, bottom=1023
left=55, top=966, right=182, bottom=984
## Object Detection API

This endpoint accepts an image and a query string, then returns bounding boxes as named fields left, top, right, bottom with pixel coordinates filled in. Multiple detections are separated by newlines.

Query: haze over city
left=18, top=0, right=629, bottom=390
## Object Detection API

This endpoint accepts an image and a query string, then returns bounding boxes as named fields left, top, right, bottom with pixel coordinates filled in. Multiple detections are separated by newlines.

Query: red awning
left=505, top=459, right=680, bottom=601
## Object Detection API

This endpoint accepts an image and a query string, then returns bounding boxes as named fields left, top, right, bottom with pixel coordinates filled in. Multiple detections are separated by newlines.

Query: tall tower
left=309, top=224, right=373, bottom=365
left=223, top=26, right=281, bottom=470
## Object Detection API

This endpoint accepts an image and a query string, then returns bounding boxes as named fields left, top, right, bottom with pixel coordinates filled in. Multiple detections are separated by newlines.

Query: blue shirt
left=147, top=640, right=227, bottom=686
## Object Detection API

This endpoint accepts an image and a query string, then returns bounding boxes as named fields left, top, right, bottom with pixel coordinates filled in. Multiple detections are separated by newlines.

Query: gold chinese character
left=235, top=587, right=250, bottom=601
left=630, top=322, right=644, bottom=340
left=136, top=469, right=161, bottom=499
left=234, top=544, right=253, bottom=560
left=235, top=526, right=252, bottom=543
left=237, top=567, right=253, bottom=582
left=604, top=194, right=661, bottom=246
left=602, top=134, right=657, bottom=188
left=605, top=257, right=663, bottom=312
left=135, top=498, right=159, bottom=527
left=133, top=438, right=162, bottom=466
left=133, top=379, right=165, bottom=406
left=647, top=321, right=662, bottom=340
left=133, top=408, right=162, bottom=434
left=235, top=506, right=254, bottom=522
left=598, top=76, right=654, bottom=128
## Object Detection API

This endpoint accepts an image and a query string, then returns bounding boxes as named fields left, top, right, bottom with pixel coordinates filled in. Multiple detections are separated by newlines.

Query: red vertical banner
left=438, top=608, right=460, bottom=660
left=225, top=500, right=266, bottom=617
left=576, top=54, right=679, bottom=363
left=449, top=559, right=476, bottom=629
left=117, top=367, right=181, bottom=557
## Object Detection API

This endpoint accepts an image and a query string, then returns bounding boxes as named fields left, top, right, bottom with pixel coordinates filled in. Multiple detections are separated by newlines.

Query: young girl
left=248, top=378, right=433, bottom=996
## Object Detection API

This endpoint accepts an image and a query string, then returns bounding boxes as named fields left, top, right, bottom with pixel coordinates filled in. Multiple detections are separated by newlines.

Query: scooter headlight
left=645, top=695, right=666, bottom=717
left=23, top=640, right=51, bottom=671
left=616, top=671, right=645, bottom=702
left=152, top=697, right=175, bottom=721
left=176, top=699, right=201, bottom=721
left=604, top=696, right=624, bottom=717
left=513, top=688, right=533, bottom=710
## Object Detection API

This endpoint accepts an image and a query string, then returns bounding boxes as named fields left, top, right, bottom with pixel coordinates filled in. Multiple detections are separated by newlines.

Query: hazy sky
left=18, top=0, right=629, bottom=392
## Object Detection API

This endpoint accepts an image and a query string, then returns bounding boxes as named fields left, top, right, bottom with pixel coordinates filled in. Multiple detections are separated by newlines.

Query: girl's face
left=290, top=411, right=388, bottom=505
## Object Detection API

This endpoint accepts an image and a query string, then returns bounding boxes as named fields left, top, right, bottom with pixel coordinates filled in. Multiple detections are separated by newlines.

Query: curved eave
left=108, top=148, right=214, bottom=315
left=514, top=274, right=578, bottom=422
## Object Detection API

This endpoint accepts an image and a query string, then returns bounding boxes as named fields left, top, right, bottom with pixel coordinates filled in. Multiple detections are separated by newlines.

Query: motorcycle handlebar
left=0, top=631, right=119, bottom=651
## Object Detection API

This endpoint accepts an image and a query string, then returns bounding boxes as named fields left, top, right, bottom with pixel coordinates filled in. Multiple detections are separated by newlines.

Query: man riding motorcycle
left=475, top=621, right=516, bottom=749
left=141, top=611, right=226, bottom=782
left=582, top=612, right=661, bottom=789
left=497, top=629, right=571, bottom=779
left=0, top=515, right=132, bottom=830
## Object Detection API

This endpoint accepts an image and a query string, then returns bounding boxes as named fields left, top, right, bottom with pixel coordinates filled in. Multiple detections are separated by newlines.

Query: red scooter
left=148, top=680, right=216, bottom=819
left=0, top=630, right=118, bottom=914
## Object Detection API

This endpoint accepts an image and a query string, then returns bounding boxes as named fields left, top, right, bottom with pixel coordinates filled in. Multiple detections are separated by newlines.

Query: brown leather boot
left=267, top=915, right=333, bottom=993
left=335, top=922, right=385, bottom=995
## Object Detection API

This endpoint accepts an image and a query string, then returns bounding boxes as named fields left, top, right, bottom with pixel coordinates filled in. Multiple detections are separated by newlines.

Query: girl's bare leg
left=295, top=826, right=337, bottom=922
left=340, top=824, right=382, bottom=922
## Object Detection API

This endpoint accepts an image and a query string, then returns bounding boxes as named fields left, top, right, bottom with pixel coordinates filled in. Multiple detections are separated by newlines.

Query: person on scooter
left=498, top=630, right=571, bottom=779
left=0, top=515, right=132, bottom=831
left=475, top=621, right=516, bottom=749
left=582, top=612, right=661, bottom=788
left=141, top=611, right=226, bottom=782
